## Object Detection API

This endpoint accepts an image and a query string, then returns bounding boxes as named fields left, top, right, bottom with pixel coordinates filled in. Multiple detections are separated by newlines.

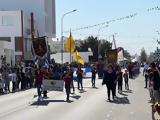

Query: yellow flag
left=65, top=32, right=76, bottom=53
left=78, top=58, right=84, bottom=65
left=74, top=50, right=84, bottom=65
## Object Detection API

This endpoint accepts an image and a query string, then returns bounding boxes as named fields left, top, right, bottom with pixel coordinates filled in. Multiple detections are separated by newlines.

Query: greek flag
left=34, top=55, right=39, bottom=65
left=44, top=59, right=49, bottom=68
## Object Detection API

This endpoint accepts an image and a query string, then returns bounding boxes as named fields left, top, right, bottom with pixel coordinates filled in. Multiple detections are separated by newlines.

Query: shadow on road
left=81, top=87, right=99, bottom=89
left=119, top=92, right=128, bottom=96
left=79, top=90, right=87, bottom=93
left=30, top=100, right=66, bottom=106
left=122, top=90, right=133, bottom=93
left=70, top=95, right=81, bottom=100
left=110, top=97, right=130, bottom=104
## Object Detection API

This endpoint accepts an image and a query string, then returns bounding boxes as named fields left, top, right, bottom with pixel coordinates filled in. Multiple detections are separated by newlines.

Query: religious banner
left=106, top=49, right=118, bottom=63
left=43, top=79, right=64, bottom=92
left=32, top=37, right=47, bottom=57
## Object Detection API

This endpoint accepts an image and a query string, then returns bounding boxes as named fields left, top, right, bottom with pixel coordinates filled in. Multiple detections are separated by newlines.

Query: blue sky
left=56, top=0, right=160, bottom=55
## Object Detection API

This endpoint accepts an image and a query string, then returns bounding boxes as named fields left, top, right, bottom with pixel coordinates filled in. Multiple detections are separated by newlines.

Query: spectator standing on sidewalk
left=2, top=67, right=10, bottom=93
left=91, top=67, right=97, bottom=88
left=0, top=69, right=4, bottom=94
left=11, top=70, right=17, bottom=92
left=143, top=63, right=149, bottom=88
left=150, top=62, right=160, bottom=103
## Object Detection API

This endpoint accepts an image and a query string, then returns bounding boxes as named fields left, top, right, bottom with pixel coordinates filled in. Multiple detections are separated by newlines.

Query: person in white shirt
left=143, top=63, right=149, bottom=76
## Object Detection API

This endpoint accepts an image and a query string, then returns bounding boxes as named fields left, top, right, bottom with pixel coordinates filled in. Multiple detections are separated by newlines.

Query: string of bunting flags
left=63, top=6, right=160, bottom=33
left=147, top=6, right=160, bottom=12
left=64, top=13, right=138, bottom=33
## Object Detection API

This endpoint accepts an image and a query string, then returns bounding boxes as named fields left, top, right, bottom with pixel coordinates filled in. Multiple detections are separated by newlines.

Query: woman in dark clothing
left=102, top=65, right=117, bottom=101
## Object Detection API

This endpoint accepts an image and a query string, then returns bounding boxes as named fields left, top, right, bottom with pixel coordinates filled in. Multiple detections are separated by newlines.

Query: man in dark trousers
left=91, top=67, right=97, bottom=88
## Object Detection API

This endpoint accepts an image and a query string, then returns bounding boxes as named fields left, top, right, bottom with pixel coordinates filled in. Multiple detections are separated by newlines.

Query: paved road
left=0, top=72, right=152, bottom=120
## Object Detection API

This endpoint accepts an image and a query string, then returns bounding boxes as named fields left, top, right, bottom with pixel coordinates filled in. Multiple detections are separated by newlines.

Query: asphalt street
left=0, top=72, right=151, bottom=120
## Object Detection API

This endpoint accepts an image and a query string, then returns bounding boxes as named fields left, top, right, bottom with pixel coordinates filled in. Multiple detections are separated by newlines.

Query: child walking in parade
left=63, top=70, right=72, bottom=102
left=123, top=70, right=129, bottom=90
left=35, top=69, right=44, bottom=101
left=77, top=67, right=83, bottom=90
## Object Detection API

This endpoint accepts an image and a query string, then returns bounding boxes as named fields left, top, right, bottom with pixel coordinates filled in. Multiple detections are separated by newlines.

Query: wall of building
left=0, top=11, right=22, bottom=37
left=0, top=0, right=56, bottom=37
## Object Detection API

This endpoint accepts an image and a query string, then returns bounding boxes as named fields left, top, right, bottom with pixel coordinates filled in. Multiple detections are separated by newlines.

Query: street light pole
left=61, top=9, right=77, bottom=64
left=97, top=25, right=109, bottom=61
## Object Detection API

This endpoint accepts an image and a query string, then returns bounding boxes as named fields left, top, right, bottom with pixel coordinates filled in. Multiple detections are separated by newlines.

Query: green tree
left=140, top=48, right=147, bottom=63
left=76, top=36, right=111, bottom=61
left=99, top=40, right=112, bottom=60
left=123, top=49, right=131, bottom=61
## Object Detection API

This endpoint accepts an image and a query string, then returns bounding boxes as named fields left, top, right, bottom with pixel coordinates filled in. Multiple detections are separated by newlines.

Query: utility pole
left=31, top=12, right=35, bottom=41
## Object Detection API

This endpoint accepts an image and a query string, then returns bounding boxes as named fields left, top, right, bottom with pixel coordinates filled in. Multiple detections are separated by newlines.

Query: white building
left=0, top=0, right=56, bottom=37
left=51, top=52, right=93, bottom=64
left=0, top=0, right=56, bottom=66
left=0, top=11, right=23, bottom=66
left=50, top=37, right=82, bottom=53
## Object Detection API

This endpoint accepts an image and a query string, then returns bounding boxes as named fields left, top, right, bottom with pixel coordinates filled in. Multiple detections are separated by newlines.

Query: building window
left=2, top=15, right=14, bottom=26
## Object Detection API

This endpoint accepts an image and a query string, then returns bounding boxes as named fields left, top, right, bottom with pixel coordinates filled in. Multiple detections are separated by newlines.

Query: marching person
left=77, top=67, right=83, bottom=90
left=102, top=64, right=117, bottom=101
left=91, top=67, right=97, bottom=88
left=35, top=69, right=44, bottom=100
left=42, top=67, right=50, bottom=98
left=63, top=70, right=72, bottom=102
left=70, top=67, right=75, bottom=94
left=123, top=70, right=129, bottom=90
left=116, top=67, right=123, bottom=94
